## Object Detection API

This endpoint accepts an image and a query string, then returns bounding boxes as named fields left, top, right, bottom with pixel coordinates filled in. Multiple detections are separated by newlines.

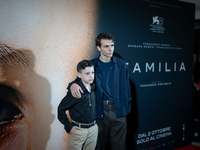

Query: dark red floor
left=174, top=144, right=200, bottom=150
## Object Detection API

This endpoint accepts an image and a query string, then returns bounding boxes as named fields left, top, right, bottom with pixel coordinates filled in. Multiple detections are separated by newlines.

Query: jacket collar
left=78, top=80, right=95, bottom=92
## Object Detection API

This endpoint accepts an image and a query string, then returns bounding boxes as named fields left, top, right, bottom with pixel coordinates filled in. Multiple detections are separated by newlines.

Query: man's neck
left=99, top=55, right=112, bottom=63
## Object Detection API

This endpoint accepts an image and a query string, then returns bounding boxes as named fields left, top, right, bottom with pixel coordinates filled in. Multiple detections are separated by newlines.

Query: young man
left=69, top=33, right=132, bottom=150
left=58, top=60, right=98, bottom=150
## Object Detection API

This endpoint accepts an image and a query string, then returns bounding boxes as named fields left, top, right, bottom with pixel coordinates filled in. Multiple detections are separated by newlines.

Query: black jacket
left=91, top=56, right=131, bottom=119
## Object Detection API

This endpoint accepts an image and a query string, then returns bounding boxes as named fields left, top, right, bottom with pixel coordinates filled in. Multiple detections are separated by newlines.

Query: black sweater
left=58, top=80, right=96, bottom=133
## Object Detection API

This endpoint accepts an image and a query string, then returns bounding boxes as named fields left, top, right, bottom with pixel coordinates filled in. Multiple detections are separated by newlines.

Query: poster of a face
left=0, top=0, right=98, bottom=149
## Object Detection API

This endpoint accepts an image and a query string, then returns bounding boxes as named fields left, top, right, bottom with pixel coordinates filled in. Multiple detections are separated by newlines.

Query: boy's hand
left=70, top=83, right=84, bottom=99
left=70, top=126, right=81, bottom=135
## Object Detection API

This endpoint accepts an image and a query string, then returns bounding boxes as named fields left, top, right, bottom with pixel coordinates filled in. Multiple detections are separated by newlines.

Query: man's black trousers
left=96, top=101, right=127, bottom=150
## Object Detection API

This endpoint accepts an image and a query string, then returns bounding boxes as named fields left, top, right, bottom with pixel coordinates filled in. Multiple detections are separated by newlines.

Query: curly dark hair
left=95, top=33, right=115, bottom=47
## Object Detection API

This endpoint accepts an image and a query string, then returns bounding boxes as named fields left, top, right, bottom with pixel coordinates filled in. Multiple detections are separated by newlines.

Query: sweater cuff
left=64, top=123, right=74, bottom=133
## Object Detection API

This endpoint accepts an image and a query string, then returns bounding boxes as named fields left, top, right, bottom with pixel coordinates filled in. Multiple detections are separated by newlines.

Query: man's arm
left=67, top=77, right=84, bottom=99
left=125, top=63, right=132, bottom=113
left=67, top=76, right=80, bottom=90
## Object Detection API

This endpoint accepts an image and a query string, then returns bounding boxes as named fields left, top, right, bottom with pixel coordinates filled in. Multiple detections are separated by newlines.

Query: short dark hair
left=95, top=33, right=115, bottom=47
left=77, top=60, right=94, bottom=73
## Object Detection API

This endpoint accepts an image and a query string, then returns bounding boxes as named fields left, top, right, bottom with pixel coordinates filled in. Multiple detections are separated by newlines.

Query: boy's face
left=97, top=39, right=114, bottom=58
left=78, top=66, right=94, bottom=85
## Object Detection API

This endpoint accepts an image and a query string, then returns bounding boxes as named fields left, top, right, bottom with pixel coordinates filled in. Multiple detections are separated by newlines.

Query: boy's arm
left=67, top=77, right=84, bottom=99
left=57, top=92, right=78, bottom=133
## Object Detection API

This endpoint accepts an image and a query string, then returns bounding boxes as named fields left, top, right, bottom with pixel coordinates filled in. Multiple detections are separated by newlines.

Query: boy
left=58, top=60, right=98, bottom=150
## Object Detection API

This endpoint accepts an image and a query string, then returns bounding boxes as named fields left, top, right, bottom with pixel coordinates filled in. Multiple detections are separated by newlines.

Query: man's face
left=78, top=66, right=94, bottom=85
left=97, top=39, right=114, bottom=59
left=0, top=0, right=97, bottom=149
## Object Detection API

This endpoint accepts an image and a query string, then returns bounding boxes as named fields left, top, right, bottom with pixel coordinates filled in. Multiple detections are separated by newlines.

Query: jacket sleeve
left=67, top=76, right=81, bottom=90
left=125, top=63, right=132, bottom=113
left=57, top=91, right=77, bottom=133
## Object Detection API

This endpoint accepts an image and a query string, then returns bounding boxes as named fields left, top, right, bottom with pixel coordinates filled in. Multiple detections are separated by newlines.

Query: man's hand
left=70, top=83, right=84, bottom=99
left=70, top=126, right=81, bottom=135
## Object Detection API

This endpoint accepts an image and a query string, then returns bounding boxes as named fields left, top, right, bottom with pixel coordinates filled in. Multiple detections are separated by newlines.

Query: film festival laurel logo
left=150, top=16, right=165, bottom=33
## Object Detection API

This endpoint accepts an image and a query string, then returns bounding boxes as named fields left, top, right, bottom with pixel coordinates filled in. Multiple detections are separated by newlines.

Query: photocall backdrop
left=97, top=0, right=195, bottom=149
left=0, top=0, right=194, bottom=150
